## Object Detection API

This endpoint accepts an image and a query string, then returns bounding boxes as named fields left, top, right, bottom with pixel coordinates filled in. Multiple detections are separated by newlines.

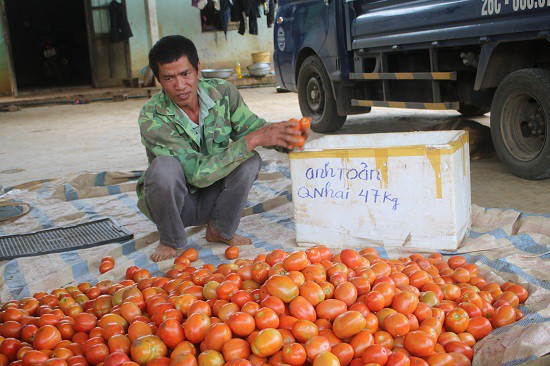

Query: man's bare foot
left=205, top=224, right=252, bottom=246
left=151, top=242, right=177, bottom=262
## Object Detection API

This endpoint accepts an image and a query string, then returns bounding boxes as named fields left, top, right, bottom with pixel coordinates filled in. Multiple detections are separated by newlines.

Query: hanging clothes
left=108, top=0, right=133, bottom=42
left=267, top=0, right=276, bottom=28
left=220, top=0, right=231, bottom=38
left=236, top=0, right=246, bottom=35
left=245, top=0, right=260, bottom=35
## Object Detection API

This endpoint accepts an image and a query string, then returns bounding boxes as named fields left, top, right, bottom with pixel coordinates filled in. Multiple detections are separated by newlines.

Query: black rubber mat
left=0, top=218, right=133, bottom=260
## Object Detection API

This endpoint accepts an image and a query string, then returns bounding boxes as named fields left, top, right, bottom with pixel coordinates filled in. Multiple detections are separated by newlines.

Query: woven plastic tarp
left=0, top=148, right=548, bottom=365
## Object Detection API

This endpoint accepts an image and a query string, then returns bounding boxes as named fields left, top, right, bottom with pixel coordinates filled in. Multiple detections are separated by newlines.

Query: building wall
left=126, top=0, right=151, bottom=79
left=0, top=0, right=275, bottom=95
left=155, top=0, right=274, bottom=70
left=0, top=11, right=13, bottom=96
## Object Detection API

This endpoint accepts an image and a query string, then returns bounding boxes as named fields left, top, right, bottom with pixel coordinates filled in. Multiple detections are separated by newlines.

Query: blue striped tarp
left=0, top=150, right=548, bottom=365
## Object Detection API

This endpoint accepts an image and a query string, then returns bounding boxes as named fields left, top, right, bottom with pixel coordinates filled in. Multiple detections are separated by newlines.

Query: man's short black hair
left=148, top=35, right=199, bottom=79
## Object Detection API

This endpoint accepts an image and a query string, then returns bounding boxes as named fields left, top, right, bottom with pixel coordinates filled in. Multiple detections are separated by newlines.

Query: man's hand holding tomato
left=245, top=117, right=312, bottom=151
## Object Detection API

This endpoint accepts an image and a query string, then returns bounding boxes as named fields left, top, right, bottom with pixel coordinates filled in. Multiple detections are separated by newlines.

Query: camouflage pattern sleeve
left=226, top=82, right=267, bottom=141
left=139, top=107, right=254, bottom=188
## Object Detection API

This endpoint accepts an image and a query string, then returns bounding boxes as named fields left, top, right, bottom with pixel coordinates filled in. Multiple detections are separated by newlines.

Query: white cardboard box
left=289, top=131, right=471, bottom=251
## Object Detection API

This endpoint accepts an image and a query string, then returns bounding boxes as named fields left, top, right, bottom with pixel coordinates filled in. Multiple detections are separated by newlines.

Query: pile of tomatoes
left=0, top=246, right=529, bottom=366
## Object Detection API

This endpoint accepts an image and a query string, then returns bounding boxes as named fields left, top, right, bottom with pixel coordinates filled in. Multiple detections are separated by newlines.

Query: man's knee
left=146, top=156, right=186, bottom=193
left=239, top=151, right=262, bottom=179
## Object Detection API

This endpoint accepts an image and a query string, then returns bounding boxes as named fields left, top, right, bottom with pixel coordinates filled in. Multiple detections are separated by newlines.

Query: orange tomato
left=298, top=117, right=311, bottom=131
left=251, top=328, right=283, bottom=358
left=281, top=342, right=307, bottom=366
left=33, top=325, right=62, bottom=350
left=265, top=275, right=299, bottom=303
left=225, top=246, right=240, bottom=260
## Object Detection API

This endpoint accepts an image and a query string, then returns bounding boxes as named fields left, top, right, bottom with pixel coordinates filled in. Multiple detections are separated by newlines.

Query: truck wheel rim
left=306, top=75, right=323, bottom=113
left=501, top=92, right=546, bottom=162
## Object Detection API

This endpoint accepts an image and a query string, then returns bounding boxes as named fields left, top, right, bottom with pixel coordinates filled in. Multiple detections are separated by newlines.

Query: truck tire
left=297, top=55, right=346, bottom=133
left=458, top=104, right=490, bottom=117
left=490, top=68, right=550, bottom=180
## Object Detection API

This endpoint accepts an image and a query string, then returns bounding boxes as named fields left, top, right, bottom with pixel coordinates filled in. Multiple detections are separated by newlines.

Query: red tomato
left=426, top=353, right=454, bottom=366
left=444, top=308, right=470, bottom=333
left=1, top=321, right=23, bottom=339
left=1, top=339, right=22, bottom=363
left=203, top=323, right=232, bottom=352
left=332, top=311, right=366, bottom=339
left=444, top=341, right=474, bottom=361
left=504, top=284, right=529, bottom=303
left=491, top=305, right=517, bottom=328
left=130, top=335, right=167, bottom=365
left=349, top=330, right=374, bottom=358
left=221, top=338, right=251, bottom=362
left=315, top=299, right=347, bottom=322
left=448, top=256, right=466, bottom=269
left=281, top=343, right=306, bottom=366
left=404, top=330, right=435, bottom=358
left=304, top=336, right=331, bottom=362
left=101, top=256, right=115, bottom=264
left=254, top=307, right=280, bottom=329
left=362, top=344, right=391, bottom=365
left=171, top=341, right=198, bottom=359
left=466, top=316, right=492, bottom=341
left=331, top=343, right=354, bottom=366
left=225, top=246, right=240, bottom=260
left=312, top=351, right=340, bottom=366
left=283, top=251, right=310, bottom=272
left=298, top=117, right=311, bottom=132
left=299, top=281, right=325, bottom=306
left=22, top=350, right=49, bottom=366
left=334, top=282, right=358, bottom=307
left=108, top=334, right=131, bottom=354
left=157, top=318, right=184, bottom=349
left=386, top=351, right=411, bottom=366
left=197, top=350, right=224, bottom=365
left=392, top=290, right=420, bottom=315
left=183, top=313, right=210, bottom=344
left=384, top=313, right=411, bottom=338
left=265, top=275, right=299, bottom=303
left=226, top=312, right=255, bottom=337
left=251, top=328, right=283, bottom=358
left=291, top=320, right=319, bottom=344
left=289, top=296, right=317, bottom=322
left=33, top=325, right=62, bottom=350
left=85, top=343, right=109, bottom=365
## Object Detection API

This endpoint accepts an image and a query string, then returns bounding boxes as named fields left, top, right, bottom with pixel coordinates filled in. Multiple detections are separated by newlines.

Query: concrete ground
left=1, top=86, right=549, bottom=214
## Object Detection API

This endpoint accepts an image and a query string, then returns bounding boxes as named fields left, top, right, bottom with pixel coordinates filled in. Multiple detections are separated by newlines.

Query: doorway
left=4, top=0, right=92, bottom=90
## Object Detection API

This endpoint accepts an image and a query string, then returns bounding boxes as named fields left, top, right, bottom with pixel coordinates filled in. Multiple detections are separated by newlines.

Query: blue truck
left=273, top=0, right=550, bottom=179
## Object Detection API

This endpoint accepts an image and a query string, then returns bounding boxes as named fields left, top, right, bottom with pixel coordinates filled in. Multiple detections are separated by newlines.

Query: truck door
left=274, top=0, right=330, bottom=91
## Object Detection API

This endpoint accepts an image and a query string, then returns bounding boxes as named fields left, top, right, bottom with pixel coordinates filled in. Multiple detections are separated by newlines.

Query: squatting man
left=136, top=35, right=310, bottom=261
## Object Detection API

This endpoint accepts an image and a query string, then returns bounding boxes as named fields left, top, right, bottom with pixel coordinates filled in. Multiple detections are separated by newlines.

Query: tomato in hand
left=299, top=117, right=311, bottom=131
